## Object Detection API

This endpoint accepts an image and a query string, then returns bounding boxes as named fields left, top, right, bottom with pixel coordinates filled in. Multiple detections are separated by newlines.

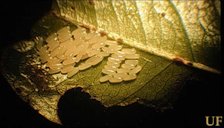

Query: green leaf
left=57, top=0, right=221, bottom=73
left=1, top=0, right=220, bottom=124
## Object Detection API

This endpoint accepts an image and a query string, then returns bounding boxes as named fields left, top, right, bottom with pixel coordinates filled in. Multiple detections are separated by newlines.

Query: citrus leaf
left=0, top=0, right=220, bottom=125
left=56, top=0, right=221, bottom=73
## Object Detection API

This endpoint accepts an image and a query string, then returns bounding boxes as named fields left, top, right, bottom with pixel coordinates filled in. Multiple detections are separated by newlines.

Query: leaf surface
left=1, top=0, right=220, bottom=124
left=57, top=0, right=221, bottom=71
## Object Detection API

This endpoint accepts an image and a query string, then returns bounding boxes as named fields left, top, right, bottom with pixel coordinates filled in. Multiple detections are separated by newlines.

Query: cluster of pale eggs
left=37, top=26, right=142, bottom=83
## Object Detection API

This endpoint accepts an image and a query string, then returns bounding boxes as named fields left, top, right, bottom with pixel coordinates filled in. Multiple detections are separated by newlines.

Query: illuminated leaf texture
left=1, top=0, right=220, bottom=124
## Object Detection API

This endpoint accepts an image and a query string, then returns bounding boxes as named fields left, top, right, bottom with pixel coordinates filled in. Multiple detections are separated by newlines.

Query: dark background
left=0, top=1, right=222, bottom=128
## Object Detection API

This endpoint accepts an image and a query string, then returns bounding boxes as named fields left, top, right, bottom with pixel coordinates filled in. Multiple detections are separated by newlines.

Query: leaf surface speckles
left=1, top=0, right=220, bottom=124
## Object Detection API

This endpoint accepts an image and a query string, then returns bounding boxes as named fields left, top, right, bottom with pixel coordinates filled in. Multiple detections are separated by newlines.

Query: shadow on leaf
left=57, top=87, right=171, bottom=127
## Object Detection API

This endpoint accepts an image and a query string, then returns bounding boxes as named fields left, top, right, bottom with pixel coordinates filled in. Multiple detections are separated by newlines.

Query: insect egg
left=71, top=27, right=86, bottom=39
left=111, top=53, right=125, bottom=60
left=84, top=32, right=97, bottom=41
left=108, top=57, right=122, bottom=63
left=67, top=67, right=79, bottom=78
left=78, top=63, right=92, bottom=71
left=81, top=53, right=89, bottom=60
left=38, top=45, right=48, bottom=53
left=113, top=73, right=123, bottom=80
left=46, top=33, right=58, bottom=43
left=108, top=44, right=122, bottom=51
left=92, top=42, right=105, bottom=49
left=50, top=46, right=66, bottom=57
left=60, top=38, right=74, bottom=48
left=48, top=68, right=61, bottom=74
left=48, top=40, right=60, bottom=52
left=121, top=48, right=136, bottom=54
left=99, top=75, right=111, bottom=83
left=105, top=40, right=118, bottom=46
left=89, top=56, right=104, bottom=66
left=87, top=48, right=101, bottom=57
left=62, top=57, right=76, bottom=65
left=115, top=51, right=125, bottom=56
left=57, top=26, right=70, bottom=35
left=103, top=65, right=117, bottom=71
left=85, top=55, right=98, bottom=63
left=57, top=26, right=72, bottom=42
left=38, top=26, right=143, bottom=83
left=40, top=57, right=48, bottom=64
left=61, top=65, right=75, bottom=74
left=38, top=51, right=49, bottom=58
left=96, top=36, right=107, bottom=44
left=73, top=37, right=85, bottom=46
left=86, top=34, right=101, bottom=45
left=125, top=60, right=138, bottom=66
left=115, top=72, right=127, bottom=79
left=102, top=69, right=116, bottom=75
left=129, top=65, right=142, bottom=74
left=123, top=74, right=137, bottom=81
left=116, top=68, right=128, bottom=73
left=104, top=65, right=117, bottom=70
left=106, top=61, right=120, bottom=67
left=125, top=54, right=140, bottom=59
left=102, top=47, right=111, bottom=53
left=47, top=57, right=61, bottom=65
left=47, top=63, right=63, bottom=71
left=97, top=52, right=110, bottom=57
left=64, top=48, right=77, bottom=57
left=109, top=76, right=122, bottom=83
left=57, top=54, right=66, bottom=60
left=58, top=33, right=72, bottom=43
left=121, top=63, right=135, bottom=69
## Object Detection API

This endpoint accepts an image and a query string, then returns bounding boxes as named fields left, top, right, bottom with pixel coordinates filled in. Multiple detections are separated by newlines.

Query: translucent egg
left=116, top=68, right=128, bottom=73
left=71, top=27, right=86, bottom=39
left=111, top=53, right=125, bottom=61
left=129, top=65, right=142, bottom=74
left=48, top=68, right=61, bottom=74
left=108, top=57, right=122, bottom=63
left=99, top=75, right=111, bottom=83
left=106, top=61, right=120, bottom=67
left=61, top=65, right=74, bottom=74
left=102, top=69, right=116, bottom=75
left=84, top=32, right=97, bottom=41
left=90, top=56, right=103, bottom=66
left=78, top=63, right=92, bottom=71
left=121, top=48, right=136, bottom=54
left=109, top=76, right=122, bottom=83
left=67, top=67, right=79, bottom=78
left=48, top=63, right=63, bottom=70
left=97, top=52, right=110, bottom=57
left=87, top=35, right=105, bottom=45
left=47, top=57, right=61, bottom=66
left=108, top=44, right=122, bottom=51
left=125, top=60, right=138, bottom=66
left=121, top=63, right=135, bottom=69
left=57, top=26, right=70, bottom=36
left=103, top=65, right=117, bottom=71
left=63, top=57, right=76, bottom=65
left=92, top=42, right=105, bottom=49
left=125, top=54, right=140, bottom=59
left=46, top=33, right=58, bottom=44
left=48, top=40, right=60, bottom=52
left=105, top=40, right=118, bottom=46
left=123, top=74, right=137, bottom=81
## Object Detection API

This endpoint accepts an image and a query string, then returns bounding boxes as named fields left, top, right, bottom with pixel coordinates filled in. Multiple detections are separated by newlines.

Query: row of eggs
left=37, top=26, right=142, bottom=83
